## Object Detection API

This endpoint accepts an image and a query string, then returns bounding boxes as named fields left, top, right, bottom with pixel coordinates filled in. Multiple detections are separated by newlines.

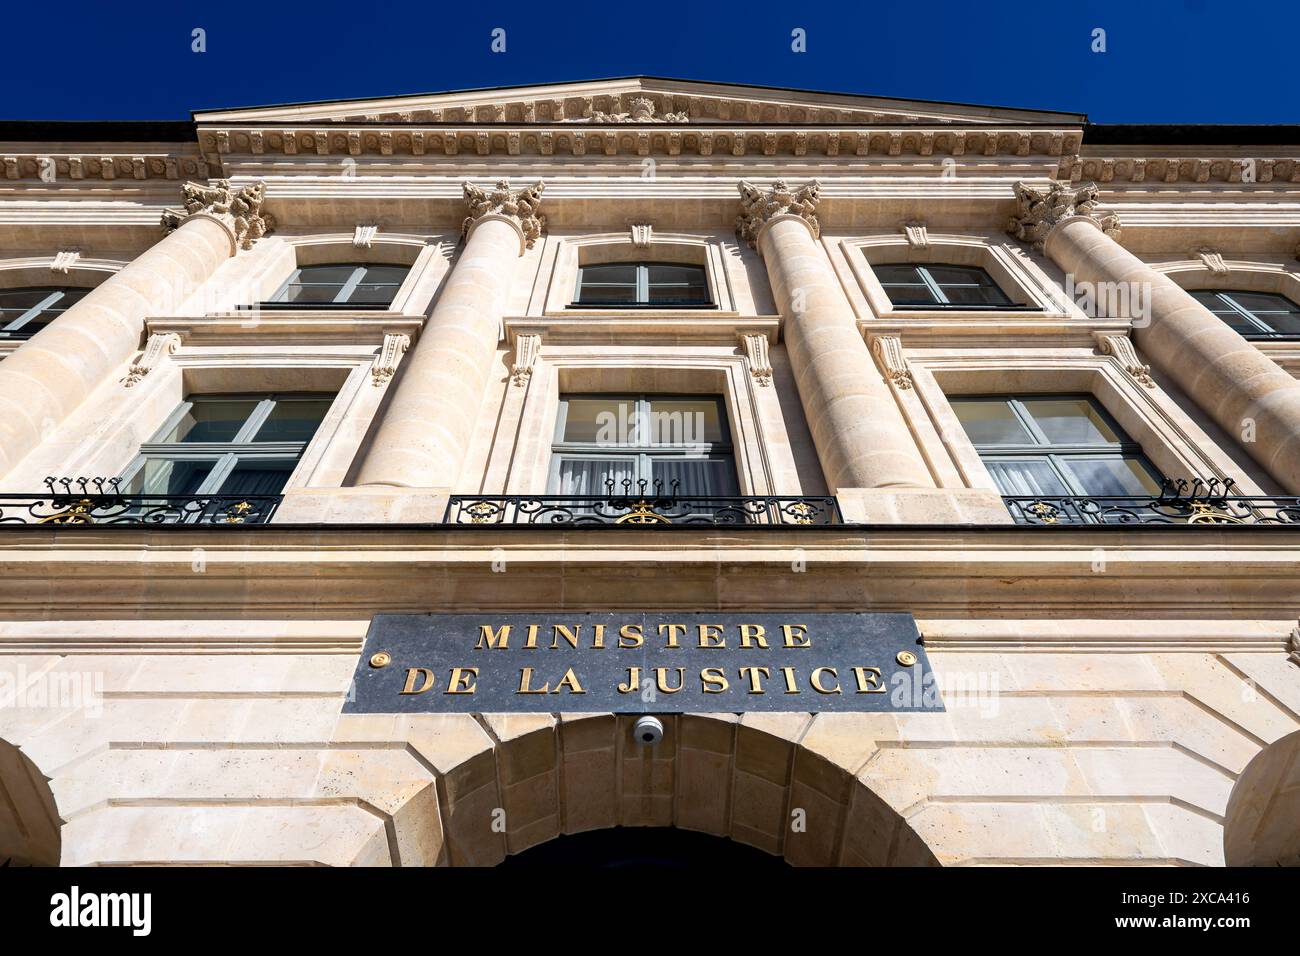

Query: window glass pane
left=356, top=265, right=410, bottom=285
left=218, top=462, right=293, bottom=496
left=951, top=399, right=1034, bottom=445
left=983, top=459, right=1071, bottom=496
left=277, top=284, right=341, bottom=305
left=292, top=265, right=359, bottom=285
left=925, top=265, right=985, bottom=286
left=252, top=399, right=331, bottom=442
left=645, top=399, right=725, bottom=445
left=645, top=264, right=709, bottom=304
left=872, top=264, right=922, bottom=284
left=650, top=457, right=738, bottom=496
left=1225, top=291, right=1299, bottom=314
left=554, top=457, right=636, bottom=495
left=1190, top=290, right=1234, bottom=313
left=560, top=397, right=635, bottom=444
left=344, top=283, right=399, bottom=305
left=1060, top=457, right=1162, bottom=496
left=159, top=400, right=261, bottom=443
left=125, top=458, right=217, bottom=496
left=577, top=284, right=639, bottom=304
left=1020, top=398, right=1121, bottom=445
left=580, top=263, right=638, bottom=285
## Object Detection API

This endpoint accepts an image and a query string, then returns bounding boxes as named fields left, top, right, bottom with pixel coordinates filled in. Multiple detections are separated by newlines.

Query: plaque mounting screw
left=369, top=651, right=392, bottom=668
left=896, top=650, right=918, bottom=667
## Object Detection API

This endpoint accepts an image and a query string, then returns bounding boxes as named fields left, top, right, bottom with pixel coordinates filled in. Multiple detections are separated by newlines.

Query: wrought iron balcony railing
left=446, top=479, right=841, bottom=526
left=1004, top=479, right=1300, bottom=526
left=0, top=478, right=282, bottom=526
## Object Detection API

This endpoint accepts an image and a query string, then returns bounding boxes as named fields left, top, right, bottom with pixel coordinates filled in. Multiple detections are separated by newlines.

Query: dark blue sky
left=4, top=1, right=1296, bottom=124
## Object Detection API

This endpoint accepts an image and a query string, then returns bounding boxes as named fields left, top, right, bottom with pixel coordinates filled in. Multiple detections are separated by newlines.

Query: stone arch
left=0, top=737, right=62, bottom=866
left=0, top=256, right=126, bottom=292
left=424, top=713, right=939, bottom=867
left=1224, top=727, right=1300, bottom=866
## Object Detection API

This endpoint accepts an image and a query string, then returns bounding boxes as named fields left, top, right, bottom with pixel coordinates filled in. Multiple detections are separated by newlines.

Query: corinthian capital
left=160, top=179, right=274, bottom=251
left=1006, top=180, right=1120, bottom=249
left=462, top=179, right=546, bottom=250
left=735, top=180, right=821, bottom=247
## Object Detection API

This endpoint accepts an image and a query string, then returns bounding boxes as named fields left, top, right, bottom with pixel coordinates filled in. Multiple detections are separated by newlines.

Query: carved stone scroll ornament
left=160, top=179, right=274, bottom=252
left=462, top=179, right=546, bottom=250
left=1194, top=247, right=1229, bottom=276
left=511, top=332, right=542, bottom=387
left=871, top=334, right=913, bottom=389
left=122, top=332, right=180, bottom=388
left=738, top=332, right=773, bottom=387
left=1006, top=180, right=1121, bottom=250
left=370, top=333, right=410, bottom=387
left=1095, top=332, right=1156, bottom=388
left=735, top=179, right=822, bottom=248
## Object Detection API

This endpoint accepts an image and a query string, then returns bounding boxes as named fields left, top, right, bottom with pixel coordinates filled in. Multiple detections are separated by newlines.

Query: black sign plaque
left=345, top=612, right=942, bottom=714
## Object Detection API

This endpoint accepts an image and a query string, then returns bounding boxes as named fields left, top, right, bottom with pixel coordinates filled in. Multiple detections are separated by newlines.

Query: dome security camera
left=633, top=715, right=664, bottom=746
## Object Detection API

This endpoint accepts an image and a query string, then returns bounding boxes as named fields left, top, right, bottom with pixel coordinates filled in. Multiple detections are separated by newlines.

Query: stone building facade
left=0, top=77, right=1298, bottom=867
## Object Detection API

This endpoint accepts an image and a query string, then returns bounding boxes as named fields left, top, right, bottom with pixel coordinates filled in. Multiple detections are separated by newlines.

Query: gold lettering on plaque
left=852, top=666, right=886, bottom=694
left=701, top=667, right=730, bottom=693
left=739, top=624, right=768, bottom=648
left=476, top=625, right=510, bottom=649
left=782, top=624, right=811, bottom=648
left=617, top=667, right=641, bottom=693
left=401, top=667, right=435, bottom=695
left=551, top=624, right=581, bottom=649
left=592, top=623, right=606, bottom=649
left=811, top=667, right=841, bottom=694
left=655, top=667, right=685, bottom=694
left=619, top=623, right=644, bottom=648
left=739, top=666, right=771, bottom=693
left=524, top=624, right=541, bottom=649
left=780, top=666, right=799, bottom=693
left=658, top=623, right=686, bottom=648
left=697, top=623, right=726, bottom=648
left=553, top=667, right=586, bottom=694
left=446, top=667, right=479, bottom=694
left=517, top=667, right=550, bottom=693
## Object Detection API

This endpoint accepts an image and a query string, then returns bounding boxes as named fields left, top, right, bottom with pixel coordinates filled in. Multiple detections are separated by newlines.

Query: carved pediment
left=195, top=77, right=1082, bottom=129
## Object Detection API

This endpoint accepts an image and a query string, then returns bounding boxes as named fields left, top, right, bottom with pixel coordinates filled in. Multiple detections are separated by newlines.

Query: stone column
left=1010, top=180, right=1300, bottom=493
left=356, top=180, right=544, bottom=488
left=737, top=180, right=930, bottom=491
left=0, top=180, right=270, bottom=480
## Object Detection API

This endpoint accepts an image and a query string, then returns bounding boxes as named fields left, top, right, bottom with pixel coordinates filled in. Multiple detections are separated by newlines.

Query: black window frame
left=548, top=393, right=738, bottom=496
left=254, top=263, right=411, bottom=311
left=1189, top=289, right=1300, bottom=340
left=951, top=393, right=1165, bottom=499
left=117, top=393, right=334, bottom=501
left=0, top=286, right=92, bottom=339
left=571, top=262, right=714, bottom=309
left=873, top=262, right=1029, bottom=311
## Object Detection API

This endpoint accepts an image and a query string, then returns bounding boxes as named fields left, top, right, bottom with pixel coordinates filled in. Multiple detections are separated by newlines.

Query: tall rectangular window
left=573, top=262, right=711, bottom=307
left=119, top=393, right=332, bottom=498
left=548, top=394, right=738, bottom=496
left=951, top=395, right=1163, bottom=498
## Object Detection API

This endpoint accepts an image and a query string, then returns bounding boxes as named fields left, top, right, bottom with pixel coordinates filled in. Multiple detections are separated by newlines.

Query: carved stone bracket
left=50, top=249, right=80, bottom=274
left=735, top=180, right=821, bottom=247
left=1006, top=180, right=1121, bottom=250
left=738, top=332, right=773, bottom=387
left=870, top=334, right=913, bottom=389
left=353, top=224, right=379, bottom=248
left=370, top=333, right=410, bottom=387
left=511, top=332, right=542, bottom=387
left=122, top=332, right=180, bottom=388
left=1289, top=622, right=1300, bottom=668
left=902, top=221, right=929, bottom=249
left=160, top=179, right=274, bottom=252
left=462, top=179, right=546, bottom=251
left=1095, top=332, right=1156, bottom=388
left=630, top=223, right=653, bottom=248
left=1194, top=247, right=1229, bottom=275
